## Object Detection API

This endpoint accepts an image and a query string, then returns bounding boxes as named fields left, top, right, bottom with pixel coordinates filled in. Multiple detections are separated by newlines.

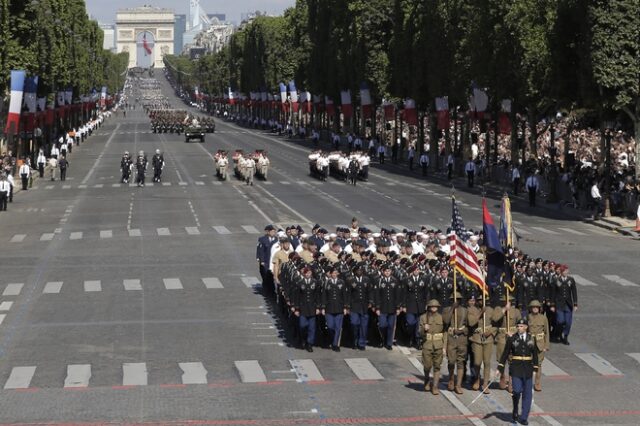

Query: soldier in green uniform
left=419, top=299, right=446, bottom=395
left=492, top=292, right=521, bottom=390
left=468, top=294, right=496, bottom=393
left=442, top=291, right=468, bottom=394
left=527, top=300, right=549, bottom=391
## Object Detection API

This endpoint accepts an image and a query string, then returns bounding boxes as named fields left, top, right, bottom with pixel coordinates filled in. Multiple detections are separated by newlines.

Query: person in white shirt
left=6, top=173, right=14, bottom=202
left=37, top=149, right=46, bottom=178
left=590, top=181, right=602, bottom=219
left=0, top=175, right=10, bottom=211
left=408, top=145, right=416, bottom=170
left=447, top=154, right=455, bottom=180
left=51, top=145, right=60, bottom=159
left=377, top=143, right=386, bottom=164
left=465, top=158, right=476, bottom=187
left=19, top=161, right=31, bottom=190
left=512, top=166, right=521, bottom=195
left=525, top=172, right=540, bottom=207
left=419, top=153, right=429, bottom=176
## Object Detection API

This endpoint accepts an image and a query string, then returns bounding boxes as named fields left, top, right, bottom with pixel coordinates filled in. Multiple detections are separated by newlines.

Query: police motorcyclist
left=136, top=150, right=148, bottom=187
left=121, top=151, right=133, bottom=183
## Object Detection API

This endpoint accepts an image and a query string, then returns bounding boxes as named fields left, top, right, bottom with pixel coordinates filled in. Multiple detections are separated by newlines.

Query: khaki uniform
left=351, top=252, right=362, bottom=262
left=324, top=250, right=339, bottom=264
left=375, top=252, right=387, bottom=261
left=272, top=250, right=290, bottom=283
left=299, top=249, right=314, bottom=264
left=468, top=306, right=496, bottom=391
left=419, top=312, right=446, bottom=394
left=528, top=311, right=550, bottom=391
left=492, top=305, right=521, bottom=389
left=442, top=305, right=468, bottom=393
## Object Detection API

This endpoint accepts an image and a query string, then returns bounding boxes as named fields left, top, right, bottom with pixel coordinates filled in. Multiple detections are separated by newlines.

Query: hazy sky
left=85, top=0, right=295, bottom=25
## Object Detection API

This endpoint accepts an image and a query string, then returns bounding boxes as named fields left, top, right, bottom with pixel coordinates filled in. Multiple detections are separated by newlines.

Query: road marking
left=162, top=182, right=171, bottom=186
left=0, top=314, right=4, bottom=325
left=45, top=185, right=53, bottom=189
left=84, top=280, right=102, bottom=292
left=69, top=232, right=83, bottom=240
left=602, top=274, right=639, bottom=287
left=163, top=278, right=183, bottom=290
left=558, top=227, right=587, bottom=236
left=40, top=233, right=54, bottom=241
left=78, top=184, right=87, bottom=189
left=542, top=359, right=569, bottom=377
left=242, top=225, right=259, bottom=234
left=290, top=359, right=324, bottom=382
left=263, top=181, right=273, bottom=185
left=385, top=182, right=396, bottom=186
left=122, top=362, right=148, bottom=386
left=128, top=229, right=141, bottom=237
left=112, top=183, right=121, bottom=188
left=100, top=230, right=113, bottom=239
left=627, top=353, right=640, bottom=365
left=43, top=281, right=63, bottom=294
left=530, top=226, right=560, bottom=235
left=345, top=358, right=383, bottom=381
left=0, top=301, right=14, bottom=311
left=515, top=227, right=531, bottom=235
left=185, top=227, right=200, bottom=235
left=235, top=360, right=267, bottom=383
left=573, top=274, right=598, bottom=286
left=202, top=277, right=223, bottom=289
left=4, top=366, right=36, bottom=389
left=280, top=181, right=291, bottom=185
left=179, top=362, right=208, bottom=384
left=179, top=182, right=188, bottom=186
left=3, top=283, right=24, bottom=296
left=64, top=364, right=92, bottom=388
left=213, top=226, right=231, bottom=235
left=212, top=181, right=222, bottom=185
left=62, top=185, right=71, bottom=189
left=241, top=277, right=260, bottom=288
left=575, top=353, right=623, bottom=376
left=93, top=184, right=104, bottom=188
left=10, top=234, right=26, bottom=243
left=194, top=181, right=205, bottom=186
left=157, top=227, right=171, bottom=236
left=123, top=279, right=142, bottom=291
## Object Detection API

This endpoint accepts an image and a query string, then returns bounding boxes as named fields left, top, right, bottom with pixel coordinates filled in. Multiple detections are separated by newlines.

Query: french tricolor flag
left=23, top=76, right=38, bottom=113
left=4, top=70, right=26, bottom=134
left=288, top=80, right=299, bottom=113
left=341, top=90, right=352, bottom=119
left=360, top=82, right=372, bottom=119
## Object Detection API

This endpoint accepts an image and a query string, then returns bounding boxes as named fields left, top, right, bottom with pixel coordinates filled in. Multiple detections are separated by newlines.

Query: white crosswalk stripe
left=40, top=233, right=54, bottom=241
left=84, top=280, right=102, bottom=292
left=530, top=226, right=560, bottom=235
left=157, top=227, right=171, bottom=236
left=122, top=363, right=148, bottom=386
left=202, top=277, right=223, bottom=289
left=558, top=227, right=587, bottom=236
left=627, top=353, right=640, bottom=365
left=123, top=279, right=142, bottom=291
left=64, top=364, right=91, bottom=388
left=241, top=277, right=260, bottom=288
left=179, top=362, right=208, bottom=384
left=573, top=274, right=598, bottom=286
left=43, top=281, right=63, bottom=294
left=128, top=229, right=142, bottom=237
left=94, top=184, right=103, bottom=188
left=242, top=225, right=259, bottom=234
left=2, top=283, right=24, bottom=296
left=0, top=301, right=14, bottom=311
left=541, top=359, right=569, bottom=377
left=185, top=227, right=200, bottom=235
left=195, top=181, right=204, bottom=186
left=290, top=359, right=324, bottom=382
left=163, top=278, right=183, bottom=290
left=213, top=226, right=231, bottom=235
left=100, top=230, right=113, bottom=239
left=602, top=274, right=639, bottom=287
left=345, top=358, right=383, bottom=380
left=0, top=314, right=5, bottom=325
left=10, top=234, right=26, bottom=243
left=575, top=353, right=623, bottom=376
left=235, top=360, right=267, bottom=383
left=162, top=182, right=171, bottom=186
left=4, top=366, right=36, bottom=389
left=69, top=232, right=83, bottom=240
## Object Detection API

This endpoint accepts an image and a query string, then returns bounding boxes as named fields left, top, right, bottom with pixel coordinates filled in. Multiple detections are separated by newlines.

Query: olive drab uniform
left=527, top=301, right=550, bottom=391
left=442, top=297, right=468, bottom=394
left=419, top=302, right=446, bottom=395
left=492, top=300, right=521, bottom=389
left=467, top=305, right=496, bottom=392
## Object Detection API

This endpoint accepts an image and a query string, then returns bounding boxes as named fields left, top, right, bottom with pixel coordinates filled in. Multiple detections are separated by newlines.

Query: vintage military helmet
left=528, top=300, right=542, bottom=309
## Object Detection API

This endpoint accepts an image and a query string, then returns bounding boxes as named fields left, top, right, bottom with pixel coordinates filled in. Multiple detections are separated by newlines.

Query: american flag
left=451, top=196, right=468, bottom=241
left=449, top=233, right=488, bottom=294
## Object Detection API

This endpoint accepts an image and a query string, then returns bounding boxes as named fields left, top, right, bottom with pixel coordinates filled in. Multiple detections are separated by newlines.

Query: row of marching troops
left=148, top=109, right=216, bottom=134
left=308, top=150, right=371, bottom=184
left=256, top=221, right=578, bottom=396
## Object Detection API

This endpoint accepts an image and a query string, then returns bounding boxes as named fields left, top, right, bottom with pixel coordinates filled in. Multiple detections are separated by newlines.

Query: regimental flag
left=499, top=195, right=518, bottom=249
left=450, top=233, right=488, bottom=295
left=382, top=99, right=395, bottom=121
left=142, top=32, right=153, bottom=56
left=500, top=263, right=515, bottom=293
left=288, top=81, right=298, bottom=113
left=360, top=82, right=372, bottom=119
left=325, top=96, right=335, bottom=116
left=498, top=99, right=512, bottom=135
left=435, top=96, right=449, bottom=130
left=451, top=196, right=468, bottom=241
left=340, top=90, right=352, bottom=119
left=482, top=198, right=503, bottom=255
left=403, top=98, right=417, bottom=126
left=4, top=70, right=26, bottom=134
left=23, top=76, right=38, bottom=113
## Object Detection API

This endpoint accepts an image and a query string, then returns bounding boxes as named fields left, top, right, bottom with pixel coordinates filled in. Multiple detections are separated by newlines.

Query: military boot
left=447, top=366, right=455, bottom=391
left=431, top=372, right=440, bottom=395
left=424, top=369, right=431, bottom=392
left=454, top=368, right=464, bottom=394
left=534, top=371, right=542, bottom=392
left=499, top=372, right=508, bottom=390
left=472, top=366, right=480, bottom=391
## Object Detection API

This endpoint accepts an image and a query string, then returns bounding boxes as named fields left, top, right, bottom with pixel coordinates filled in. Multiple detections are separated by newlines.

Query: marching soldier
left=257, top=225, right=277, bottom=294
left=517, top=264, right=543, bottom=316
left=321, top=267, right=350, bottom=351
left=468, top=295, right=495, bottom=393
left=431, top=267, right=454, bottom=307
left=527, top=300, right=549, bottom=391
left=497, top=318, right=539, bottom=425
left=293, top=267, right=321, bottom=352
left=135, top=151, right=147, bottom=187
left=492, top=292, right=521, bottom=390
left=403, top=265, right=430, bottom=349
left=374, top=264, right=403, bottom=350
left=152, top=149, right=164, bottom=183
left=419, top=299, right=446, bottom=395
left=347, top=265, right=372, bottom=350
left=121, top=151, right=133, bottom=183
left=550, top=265, right=578, bottom=345
left=442, top=291, right=468, bottom=394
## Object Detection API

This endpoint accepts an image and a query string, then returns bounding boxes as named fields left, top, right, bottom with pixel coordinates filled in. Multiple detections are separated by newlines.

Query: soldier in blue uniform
left=497, top=318, right=539, bottom=425
left=256, top=225, right=277, bottom=295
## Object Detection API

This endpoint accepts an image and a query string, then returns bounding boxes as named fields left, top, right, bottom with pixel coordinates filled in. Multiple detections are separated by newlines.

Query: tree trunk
left=510, top=105, right=518, bottom=166
left=528, top=109, right=538, bottom=161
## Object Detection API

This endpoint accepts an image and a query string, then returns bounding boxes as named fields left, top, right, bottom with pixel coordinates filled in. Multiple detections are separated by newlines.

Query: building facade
left=100, top=24, right=116, bottom=52
left=174, top=14, right=187, bottom=54
left=116, top=6, right=175, bottom=69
